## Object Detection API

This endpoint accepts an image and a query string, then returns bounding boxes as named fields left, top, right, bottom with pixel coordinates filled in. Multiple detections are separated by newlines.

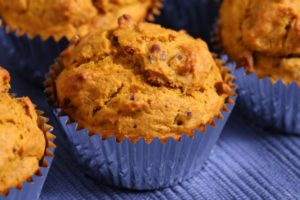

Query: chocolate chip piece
left=129, top=94, right=136, bottom=101
left=150, top=44, right=161, bottom=53
left=177, top=120, right=183, bottom=126
left=186, top=112, right=193, bottom=119
left=63, top=98, right=71, bottom=107
left=118, top=14, right=132, bottom=26
left=176, top=54, right=183, bottom=60
left=92, top=106, right=101, bottom=116
left=124, top=46, right=135, bottom=55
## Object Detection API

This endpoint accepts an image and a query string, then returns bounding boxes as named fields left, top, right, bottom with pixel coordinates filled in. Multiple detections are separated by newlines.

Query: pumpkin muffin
left=49, top=15, right=234, bottom=143
left=0, top=67, right=46, bottom=195
left=219, top=0, right=300, bottom=86
left=0, top=0, right=161, bottom=40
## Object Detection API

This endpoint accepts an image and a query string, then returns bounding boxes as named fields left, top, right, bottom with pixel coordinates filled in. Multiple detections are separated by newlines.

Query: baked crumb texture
left=47, top=15, right=235, bottom=143
left=220, top=0, right=300, bottom=86
left=0, top=67, right=55, bottom=196
left=0, top=0, right=162, bottom=40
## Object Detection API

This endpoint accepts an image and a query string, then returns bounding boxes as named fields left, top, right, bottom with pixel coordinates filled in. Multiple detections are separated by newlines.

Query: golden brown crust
left=219, top=0, right=300, bottom=85
left=51, top=16, right=234, bottom=143
left=0, top=0, right=161, bottom=40
left=0, top=67, right=46, bottom=195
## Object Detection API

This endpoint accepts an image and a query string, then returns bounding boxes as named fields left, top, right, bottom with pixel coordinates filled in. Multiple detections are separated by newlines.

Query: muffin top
left=52, top=15, right=233, bottom=143
left=219, top=0, right=300, bottom=85
left=0, top=0, right=160, bottom=40
left=0, top=67, right=46, bottom=195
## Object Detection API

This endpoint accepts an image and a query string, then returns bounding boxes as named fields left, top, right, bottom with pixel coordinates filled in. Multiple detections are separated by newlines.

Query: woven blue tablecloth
left=1, top=1, right=300, bottom=199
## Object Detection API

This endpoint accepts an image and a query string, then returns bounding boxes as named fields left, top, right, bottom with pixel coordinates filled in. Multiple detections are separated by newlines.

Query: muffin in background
left=0, top=67, right=55, bottom=199
left=0, top=0, right=162, bottom=86
left=0, top=0, right=161, bottom=40
left=219, top=0, right=300, bottom=85
left=46, top=15, right=236, bottom=190
left=219, top=0, right=300, bottom=134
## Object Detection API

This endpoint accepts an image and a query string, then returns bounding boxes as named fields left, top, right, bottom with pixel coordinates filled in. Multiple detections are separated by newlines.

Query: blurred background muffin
left=46, top=15, right=236, bottom=189
left=219, top=0, right=300, bottom=86
left=218, top=0, right=300, bottom=134
left=0, top=67, right=47, bottom=196
left=0, top=0, right=162, bottom=86
left=0, top=0, right=162, bottom=40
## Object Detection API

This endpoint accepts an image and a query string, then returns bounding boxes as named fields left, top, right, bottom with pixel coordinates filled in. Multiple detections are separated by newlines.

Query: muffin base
left=54, top=99, right=235, bottom=190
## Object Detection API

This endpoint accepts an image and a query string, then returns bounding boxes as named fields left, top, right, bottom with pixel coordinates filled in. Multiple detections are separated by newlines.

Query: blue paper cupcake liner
left=234, top=69, right=300, bottom=135
left=0, top=114, right=56, bottom=200
left=55, top=103, right=234, bottom=190
left=47, top=57, right=237, bottom=190
left=0, top=26, right=68, bottom=87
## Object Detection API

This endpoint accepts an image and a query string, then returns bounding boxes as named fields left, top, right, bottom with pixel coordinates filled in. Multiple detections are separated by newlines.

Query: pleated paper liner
left=1, top=105, right=56, bottom=200
left=233, top=69, right=300, bottom=135
left=44, top=54, right=237, bottom=190
left=211, top=10, right=300, bottom=135
left=0, top=1, right=163, bottom=87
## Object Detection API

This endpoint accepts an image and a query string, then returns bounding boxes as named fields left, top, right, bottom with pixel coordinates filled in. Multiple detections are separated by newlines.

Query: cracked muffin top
left=0, top=0, right=160, bottom=40
left=52, top=15, right=233, bottom=143
left=0, top=67, right=46, bottom=195
left=219, top=0, right=300, bottom=86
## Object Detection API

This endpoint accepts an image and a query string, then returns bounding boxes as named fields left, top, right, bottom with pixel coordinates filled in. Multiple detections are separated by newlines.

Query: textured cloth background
left=1, top=0, right=300, bottom=199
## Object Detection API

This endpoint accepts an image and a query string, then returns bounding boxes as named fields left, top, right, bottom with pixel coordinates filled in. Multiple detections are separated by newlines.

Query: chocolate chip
left=186, top=112, right=193, bottom=119
left=176, top=54, right=183, bottom=60
left=177, top=120, right=183, bottom=126
left=118, top=14, right=132, bottom=26
left=124, top=46, right=135, bottom=55
left=129, top=94, right=136, bottom=101
left=63, top=98, right=71, bottom=107
left=92, top=106, right=101, bottom=116
left=150, top=44, right=161, bottom=53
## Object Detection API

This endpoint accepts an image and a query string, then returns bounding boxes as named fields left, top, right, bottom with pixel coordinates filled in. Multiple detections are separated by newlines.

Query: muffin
left=0, top=0, right=162, bottom=40
left=219, top=0, right=300, bottom=134
left=46, top=15, right=236, bottom=189
left=0, top=67, right=55, bottom=198
left=0, top=0, right=162, bottom=86
left=219, top=0, right=300, bottom=85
